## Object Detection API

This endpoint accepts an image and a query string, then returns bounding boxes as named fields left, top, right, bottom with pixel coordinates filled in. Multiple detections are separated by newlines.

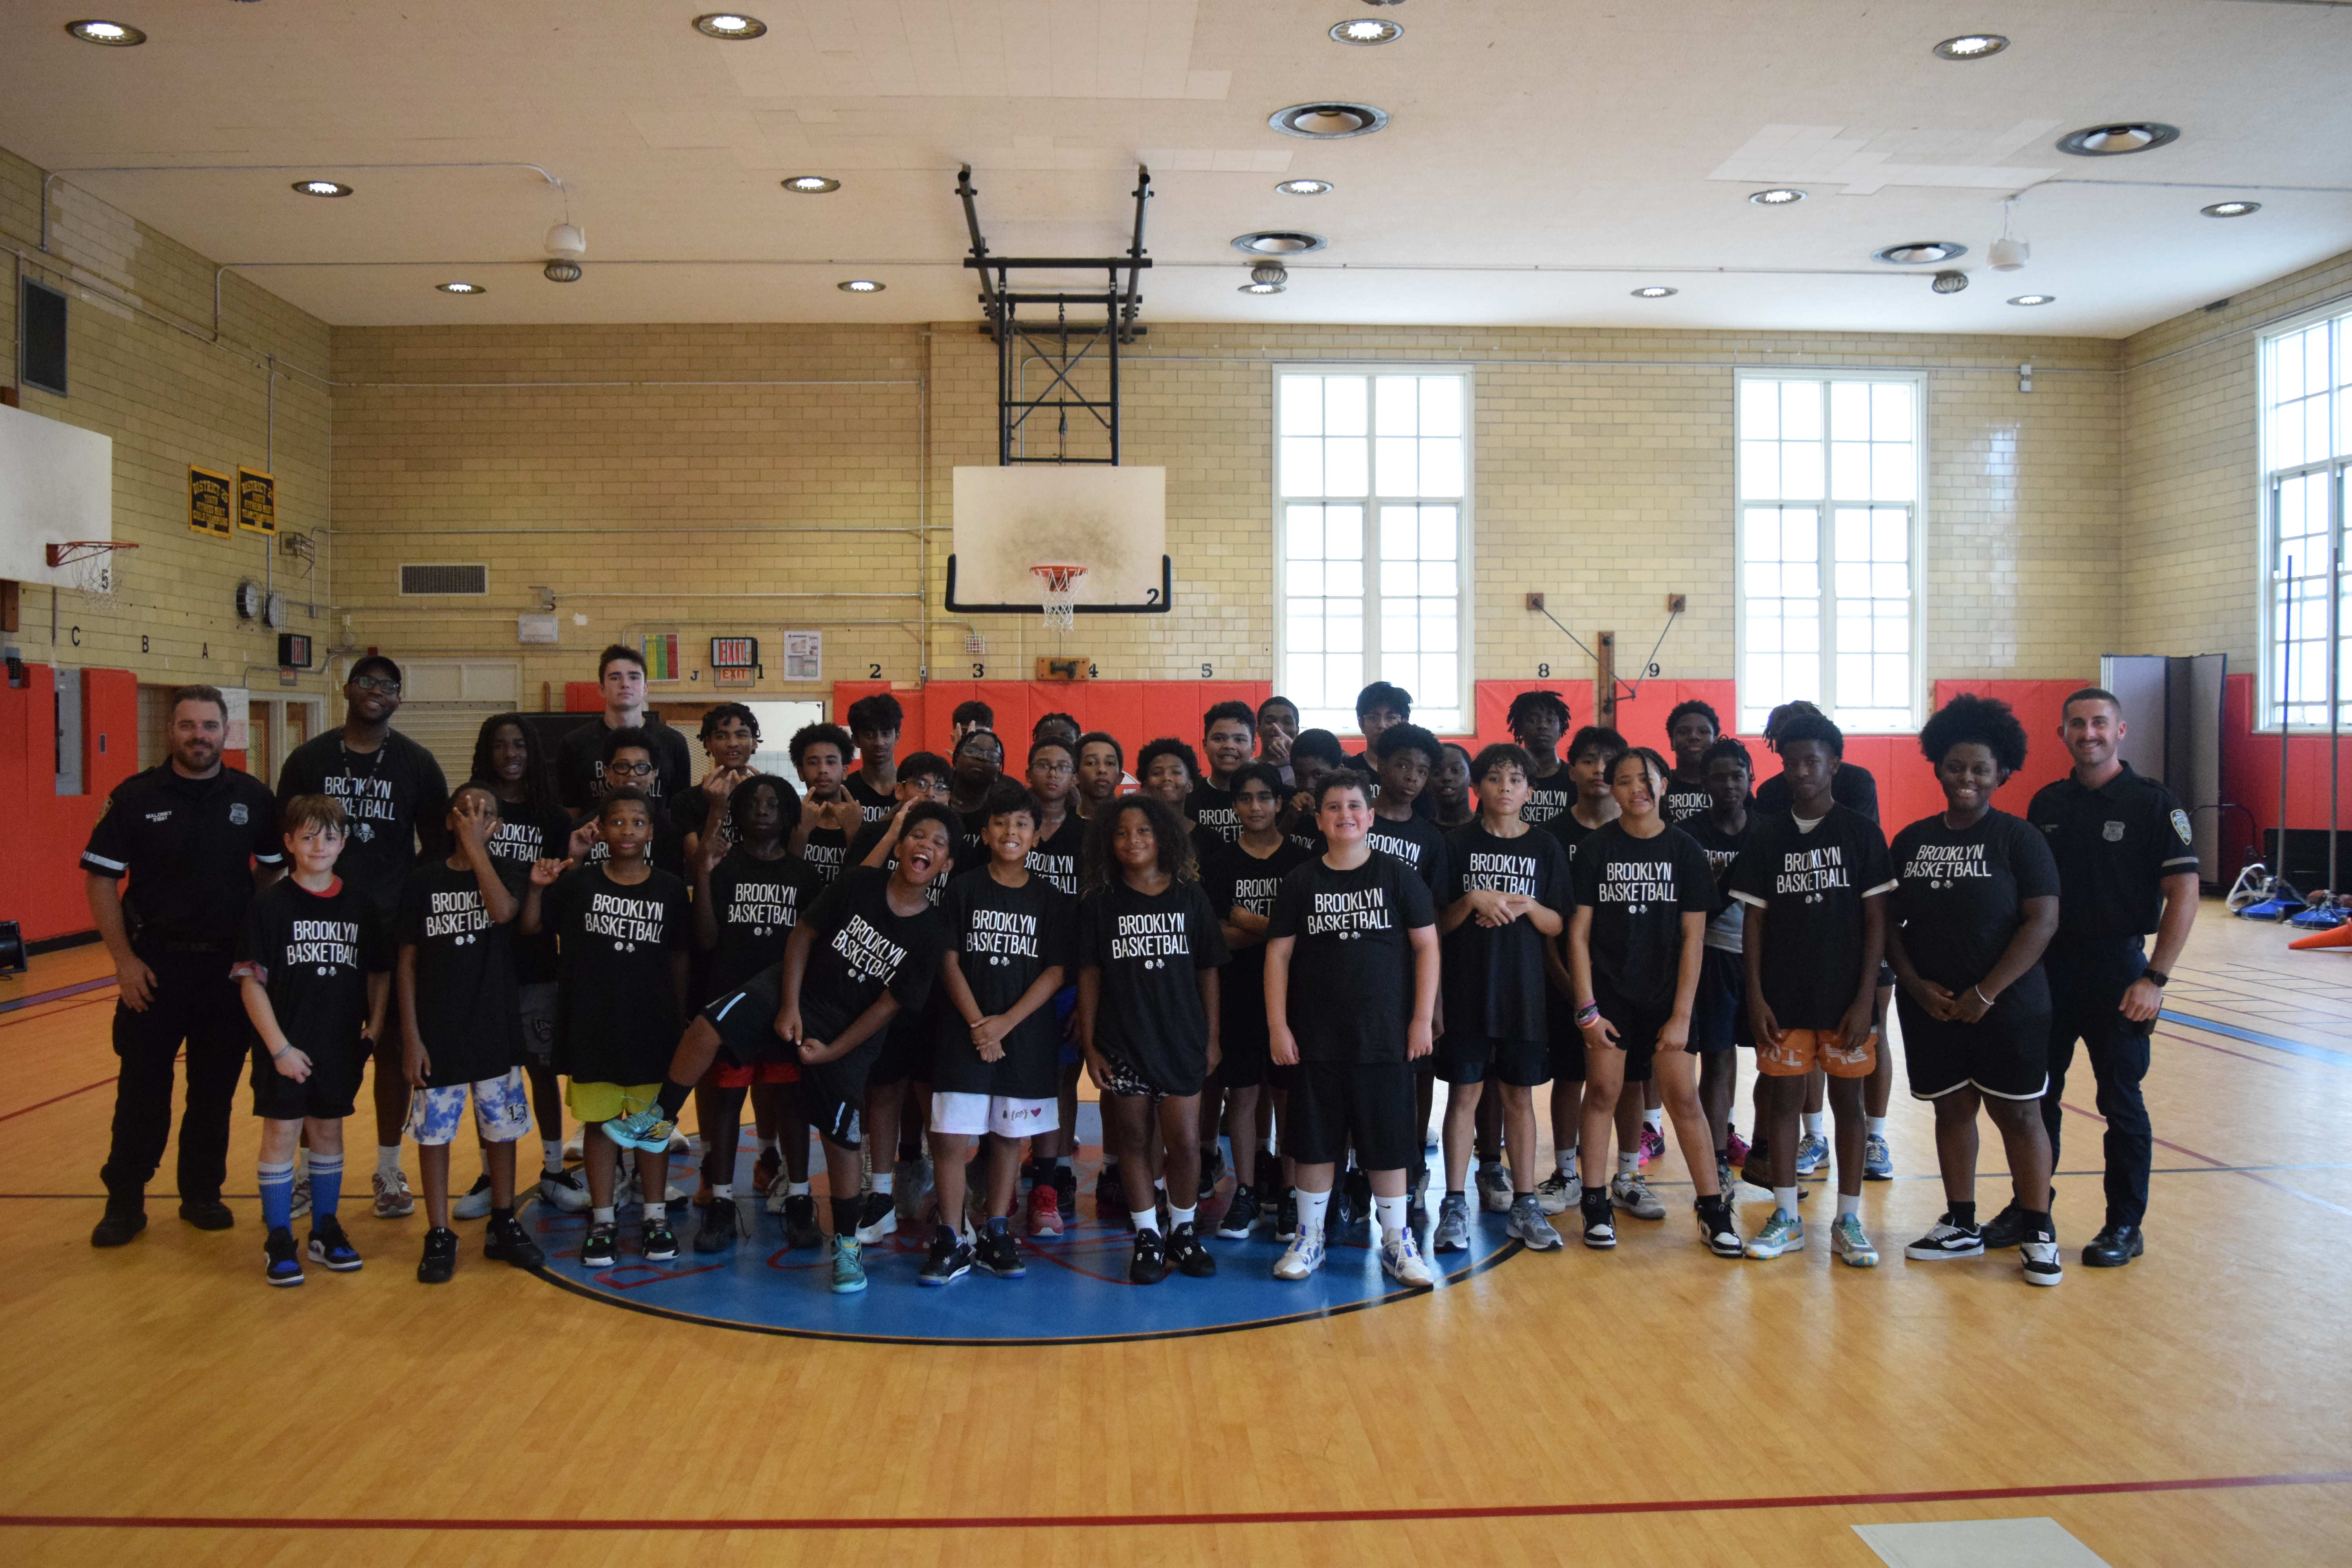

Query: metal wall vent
left=399, top=563, right=489, bottom=595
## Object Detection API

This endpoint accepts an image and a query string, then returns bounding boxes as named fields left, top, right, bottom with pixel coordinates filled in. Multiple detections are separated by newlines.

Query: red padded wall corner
left=564, top=681, right=603, bottom=713
left=2218, top=671, right=2352, bottom=875
left=1, top=662, right=142, bottom=942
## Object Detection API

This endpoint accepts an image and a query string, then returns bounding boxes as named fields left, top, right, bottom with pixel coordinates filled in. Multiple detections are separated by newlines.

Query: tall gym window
left=2261, top=309, right=2352, bottom=730
left=1276, top=368, right=1470, bottom=734
left=1735, top=373, right=1924, bottom=733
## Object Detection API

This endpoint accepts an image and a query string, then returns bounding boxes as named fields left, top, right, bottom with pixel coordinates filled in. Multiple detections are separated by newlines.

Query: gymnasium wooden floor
left=4, top=898, right=2348, bottom=1566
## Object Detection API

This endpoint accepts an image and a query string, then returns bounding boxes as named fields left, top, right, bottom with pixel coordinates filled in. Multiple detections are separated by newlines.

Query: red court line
left=0, top=994, right=119, bottom=1030
left=0, top=1072, right=123, bottom=1124
left=6, top=1470, right=2348, bottom=1532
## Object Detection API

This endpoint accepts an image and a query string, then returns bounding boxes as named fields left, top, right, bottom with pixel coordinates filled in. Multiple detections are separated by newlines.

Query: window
left=2261, top=311, right=2352, bottom=730
left=1736, top=374, right=1923, bottom=733
left=1276, top=368, right=1469, bottom=733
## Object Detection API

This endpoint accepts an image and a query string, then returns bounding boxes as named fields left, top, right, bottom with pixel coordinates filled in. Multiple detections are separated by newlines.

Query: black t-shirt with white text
left=1543, top=810, right=1606, bottom=866
left=1756, top=762, right=1880, bottom=826
left=957, top=810, right=1086, bottom=897
left=484, top=799, right=573, bottom=985
left=572, top=808, right=687, bottom=881
left=1522, top=765, right=1574, bottom=828
left=276, top=731, right=451, bottom=920
left=794, top=866, right=951, bottom=1058
left=933, top=871, right=1077, bottom=1098
left=1186, top=780, right=1241, bottom=846
left=844, top=771, right=898, bottom=826
left=1570, top=820, right=1719, bottom=1012
left=232, top=877, right=390, bottom=1060
left=1887, top=809, right=2059, bottom=1008
left=704, top=847, right=825, bottom=1002
left=1203, top=837, right=1313, bottom=1050
left=1268, top=853, right=1436, bottom=1063
left=800, top=826, right=849, bottom=887
left=1078, top=878, right=1230, bottom=1095
left=397, top=860, right=523, bottom=1085
left=1727, top=806, right=1896, bottom=1029
left=1662, top=771, right=1712, bottom=826
left=553, top=715, right=693, bottom=813
left=544, top=864, right=690, bottom=1085
left=1442, top=822, right=1572, bottom=1040
left=1367, top=810, right=1451, bottom=895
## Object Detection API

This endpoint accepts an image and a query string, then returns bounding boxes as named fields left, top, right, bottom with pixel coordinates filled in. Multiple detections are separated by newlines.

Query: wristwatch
left=2142, top=967, right=2169, bottom=987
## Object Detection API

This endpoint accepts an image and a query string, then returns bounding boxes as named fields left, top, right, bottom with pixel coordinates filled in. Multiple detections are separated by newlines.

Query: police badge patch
left=2171, top=808, right=2193, bottom=844
left=2104, top=820, right=2125, bottom=842
left=229, top=802, right=249, bottom=826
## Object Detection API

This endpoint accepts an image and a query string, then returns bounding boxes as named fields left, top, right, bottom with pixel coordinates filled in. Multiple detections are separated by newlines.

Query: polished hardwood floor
left=4, top=900, right=2348, bottom=1565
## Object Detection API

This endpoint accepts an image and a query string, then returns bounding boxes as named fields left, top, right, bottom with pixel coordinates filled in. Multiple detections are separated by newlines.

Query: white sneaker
left=2021, top=1228, right=2063, bottom=1286
left=1610, top=1171, right=1665, bottom=1221
left=539, top=1167, right=592, bottom=1213
left=452, top=1173, right=494, bottom=1221
left=1533, top=1169, right=1581, bottom=1215
left=1506, top=1194, right=1564, bottom=1251
left=370, top=1168, right=415, bottom=1219
left=1380, top=1232, right=1434, bottom=1286
left=289, top=1172, right=312, bottom=1220
left=1272, top=1232, right=1326, bottom=1280
left=1475, top=1165, right=1513, bottom=1213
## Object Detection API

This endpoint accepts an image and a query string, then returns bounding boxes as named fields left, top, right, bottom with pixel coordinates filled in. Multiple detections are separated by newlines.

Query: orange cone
left=2288, top=920, right=2352, bottom=950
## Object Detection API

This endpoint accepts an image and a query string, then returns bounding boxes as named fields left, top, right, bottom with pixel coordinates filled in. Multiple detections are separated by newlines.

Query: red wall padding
left=2219, top=671, right=2352, bottom=876
left=831, top=679, right=1276, bottom=764
left=4, top=663, right=139, bottom=942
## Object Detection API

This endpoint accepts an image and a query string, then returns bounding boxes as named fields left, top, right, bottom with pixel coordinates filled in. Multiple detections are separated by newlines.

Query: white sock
left=642, top=1201, right=666, bottom=1222
left=1802, top=1112, right=1824, bottom=1138
left=787, top=1180, right=811, bottom=1197
left=1774, top=1185, right=1800, bottom=1216
left=541, top=1138, right=563, bottom=1173
left=872, top=1172, right=894, bottom=1195
left=1131, top=1208, right=1161, bottom=1236
left=710, top=1184, right=733, bottom=1201
left=1375, top=1194, right=1407, bottom=1242
left=1837, top=1192, right=1860, bottom=1218
left=1866, top=1116, right=1888, bottom=1138
left=592, top=1205, right=615, bottom=1224
left=759, top=1135, right=779, bottom=1156
left=1054, top=1155, right=1073, bottom=1172
left=1617, top=1151, right=1639, bottom=1178
left=1168, top=1203, right=1197, bottom=1230
left=1556, top=1146, right=1578, bottom=1176
left=1643, top=1109, right=1664, bottom=1131
left=1296, top=1187, right=1332, bottom=1238
left=376, top=1144, right=403, bottom=1179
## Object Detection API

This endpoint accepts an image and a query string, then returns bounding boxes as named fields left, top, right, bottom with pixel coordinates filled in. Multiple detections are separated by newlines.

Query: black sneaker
left=1197, top=1145, right=1225, bottom=1202
left=1167, top=1221, right=1218, bottom=1277
left=641, top=1219, right=679, bottom=1261
left=853, top=1189, right=898, bottom=1244
left=178, top=1197, right=235, bottom=1231
left=692, top=1198, right=739, bottom=1253
left=1345, top=1165, right=1373, bottom=1220
left=264, top=1225, right=305, bottom=1286
left=485, top=1214, right=545, bottom=1268
left=781, top=1193, right=824, bottom=1250
left=1979, top=1201, right=2030, bottom=1251
left=1325, top=1183, right=1354, bottom=1240
left=975, top=1227, right=1026, bottom=1278
left=1580, top=1191, right=1617, bottom=1250
left=918, top=1225, right=974, bottom=1285
left=1903, top=1213, right=1985, bottom=1260
left=91, top=1209, right=148, bottom=1248
left=1695, top=1197, right=1743, bottom=1259
left=1276, top=1189, right=1299, bottom=1241
left=1216, top=1185, right=1261, bottom=1239
left=417, top=1227, right=459, bottom=1284
left=1129, top=1227, right=1168, bottom=1284
left=307, top=1216, right=363, bottom=1272
left=1095, top=1160, right=1124, bottom=1216
left=1051, top=1165, right=1078, bottom=1220
left=580, top=1222, right=619, bottom=1269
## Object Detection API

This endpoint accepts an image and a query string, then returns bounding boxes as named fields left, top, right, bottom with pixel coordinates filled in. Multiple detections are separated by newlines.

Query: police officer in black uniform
left=2016, top=686, right=2200, bottom=1268
left=82, top=684, right=284, bottom=1247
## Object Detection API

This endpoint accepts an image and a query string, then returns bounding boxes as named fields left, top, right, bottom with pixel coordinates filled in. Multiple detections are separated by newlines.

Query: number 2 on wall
left=869, top=663, right=882, bottom=679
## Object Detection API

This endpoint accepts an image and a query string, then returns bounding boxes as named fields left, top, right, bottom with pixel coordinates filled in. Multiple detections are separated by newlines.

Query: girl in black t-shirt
left=1565, top=748, right=1743, bottom=1259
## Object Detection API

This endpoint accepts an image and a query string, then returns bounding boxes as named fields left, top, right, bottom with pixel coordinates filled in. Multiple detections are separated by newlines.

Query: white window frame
left=1271, top=363, right=1475, bottom=736
left=1732, top=369, right=1928, bottom=734
left=2257, top=305, right=2350, bottom=734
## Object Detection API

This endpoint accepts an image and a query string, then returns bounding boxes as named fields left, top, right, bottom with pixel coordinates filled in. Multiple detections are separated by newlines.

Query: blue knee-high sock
left=258, top=1160, right=294, bottom=1232
left=308, top=1153, right=344, bottom=1221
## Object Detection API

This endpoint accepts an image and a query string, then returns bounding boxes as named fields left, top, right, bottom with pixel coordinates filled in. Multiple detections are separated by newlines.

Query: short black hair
left=596, top=785, right=652, bottom=822
left=1355, top=681, right=1412, bottom=720
left=1230, top=761, right=1286, bottom=798
left=1762, top=699, right=1825, bottom=745
left=1291, top=728, right=1347, bottom=768
left=846, top=693, right=903, bottom=735
left=978, top=778, right=1036, bottom=824
left=1076, top=730, right=1123, bottom=766
left=699, top=702, right=759, bottom=741
left=595, top=644, right=642, bottom=679
left=953, top=700, right=995, bottom=728
left=600, top=725, right=653, bottom=764
left=1665, top=698, right=1722, bottom=739
left=1257, top=695, right=1299, bottom=726
left=1203, top=699, right=1256, bottom=733
left=1566, top=725, right=1625, bottom=767
left=2062, top=686, right=2123, bottom=719
left=1137, top=737, right=1200, bottom=784
left=1918, top=693, right=2030, bottom=774
left=1032, top=710, right=1082, bottom=740
left=1506, top=689, right=1572, bottom=737
left=728, top=771, right=801, bottom=830
left=1027, top=734, right=1075, bottom=765
left=789, top=722, right=852, bottom=766
left=350, top=654, right=403, bottom=684
left=1375, top=722, right=1443, bottom=770
left=897, top=750, right=951, bottom=787
left=1083, top=793, right=1198, bottom=895
left=895, top=800, right=963, bottom=855
left=1771, top=708, right=1844, bottom=757
left=1315, top=771, right=1374, bottom=809
left=1438, top=741, right=1473, bottom=769
left=1700, top=736, right=1755, bottom=777
left=1471, top=742, right=1536, bottom=784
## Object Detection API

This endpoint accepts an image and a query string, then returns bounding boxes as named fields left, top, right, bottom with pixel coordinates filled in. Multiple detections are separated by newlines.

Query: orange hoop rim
left=46, top=540, right=139, bottom=567
left=1028, top=562, right=1088, bottom=592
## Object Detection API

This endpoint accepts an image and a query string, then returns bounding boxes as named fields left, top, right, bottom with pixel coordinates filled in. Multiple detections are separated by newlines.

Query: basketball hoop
left=1030, top=563, right=1087, bottom=635
left=46, top=541, right=137, bottom=604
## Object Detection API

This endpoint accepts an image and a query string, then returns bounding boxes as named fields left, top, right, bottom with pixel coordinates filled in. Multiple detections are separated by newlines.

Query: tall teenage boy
left=1508, top=690, right=1576, bottom=827
left=1187, top=701, right=1259, bottom=846
left=843, top=693, right=906, bottom=824
left=554, top=644, right=692, bottom=810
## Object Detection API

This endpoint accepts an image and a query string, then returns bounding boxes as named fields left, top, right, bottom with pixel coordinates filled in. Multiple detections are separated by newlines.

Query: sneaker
left=1637, top=1122, right=1666, bottom=1167
left=1864, top=1132, right=1894, bottom=1182
left=1406, top=1189, right=1430, bottom=1232
left=370, top=1168, right=414, bottom=1219
left=263, top=1225, right=305, bottom=1286
left=604, top=1108, right=677, bottom=1155
left=1534, top=1169, right=1581, bottom=1214
left=1167, top=1221, right=1217, bottom=1278
left=1129, top=1227, right=1168, bottom=1285
left=1696, top=1197, right=1743, bottom=1258
left=853, top=1190, right=898, bottom=1244
left=484, top=1214, right=545, bottom=1268
left=693, top=1198, right=739, bottom=1254
left=1793, top=1132, right=1828, bottom=1176
left=752, top=1146, right=782, bottom=1197
left=1610, top=1171, right=1665, bottom=1221
left=1979, top=1201, right=2031, bottom=1251
left=1507, top=1194, right=1563, bottom=1251
left=1475, top=1164, right=1512, bottom=1213
left=1745, top=1208, right=1804, bottom=1259
left=1094, top=1161, right=1125, bottom=1216
left=895, top=1156, right=932, bottom=1224
left=640, top=1219, right=679, bottom=1262
left=1579, top=1191, right=1617, bottom=1249
left=1904, top=1214, right=1985, bottom=1260
left=580, top=1223, right=619, bottom=1269
left=975, top=1228, right=1026, bottom=1278
left=1738, top=1151, right=1771, bottom=1195
left=1725, top=1128, right=1750, bottom=1166
left=539, top=1167, right=592, bottom=1213
left=1432, top=1193, right=1472, bottom=1254
left=417, top=1227, right=458, bottom=1284
left=1026, top=1181, right=1063, bottom=1237
left=1831, top=1212, right=1880, bottom=1267
left=780, top=1194, right=824, bottom=1251
left=1198, top=1145, right=1226, bottom=1203
left=2021, top=1227, right=2064, bottom=1287
left=452, top=1172, right=494, bottom=1221
left=307, top=1217, right=363, bottom=1272
left=1217, top=1185, right=1261, bottom=1240
left=1380, top=1230, right=1434, bottom=1287
left=1325, top=1183, right=1354, bottom=1240
left=830, top=1234, right=867, bottom=1293
left=290, top=1172, right=311, bottom=1220
left=1051, top=1165, right=1077, bottom=1220
left=918, top=1225, right=974, bottom=1285
left=1276, top=1190, right=1299, bottom=1242
left=1272, top=1231, right=1326, bottom=1280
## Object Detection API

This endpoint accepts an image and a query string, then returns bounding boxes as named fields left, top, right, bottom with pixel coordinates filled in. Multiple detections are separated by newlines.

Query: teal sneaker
left=1831, top=1212, right=1880, bottom=1267
left=830, top=1234, right=868, bottom=1294
left=603, top=1107, right=676, bottom=1154
left=1745, top=1208, right=1805, bottom=1259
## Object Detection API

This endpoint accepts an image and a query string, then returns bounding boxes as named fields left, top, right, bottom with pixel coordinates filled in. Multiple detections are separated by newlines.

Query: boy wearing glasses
left=573, top=729, right=686, bottom=877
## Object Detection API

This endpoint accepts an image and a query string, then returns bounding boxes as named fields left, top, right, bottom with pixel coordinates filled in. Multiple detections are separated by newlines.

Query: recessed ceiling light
left=1233, top=231, right=1325, bottom=255
left=1749, top=188, right=1806, bottom=206
left=2202, top=200, right=2260, bottom=218
left=65, top=20, right=144, bottom=45
left=2007, top=294, right=2056, bottom=306
left=1276, top=179, right=1334, bottom=196
left=1240, top=282, right=1286, bottom=295
left=838, top=279, right=884, bottom=293
left=1872, top=241, right=1968, bottom=265
left=436, top=281, right=485, bottom=295
left=292, top=180, right=353, bottom=198
left=1933, top=34, right=2008, bottom=60
left=782, top=176, right=840, bottom=193
left=1268, top=102, right=1389, bottom=140
left=1330, top=18, right=1402, bottom=44
left=2056, top=122, right=2180, bottom=157
left=1631, top=286, right=1677, bottom=299
left=693, top=13, right=767, bottom=39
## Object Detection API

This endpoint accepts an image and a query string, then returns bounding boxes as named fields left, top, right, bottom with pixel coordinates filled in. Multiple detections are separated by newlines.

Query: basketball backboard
left=0, top=401, right=112, bottom=588
left=946, top=466, right=1169, bottom=613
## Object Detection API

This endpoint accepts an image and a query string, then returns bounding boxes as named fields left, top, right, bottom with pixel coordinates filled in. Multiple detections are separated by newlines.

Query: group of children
left=230, top=655, right=2075, bottom=1292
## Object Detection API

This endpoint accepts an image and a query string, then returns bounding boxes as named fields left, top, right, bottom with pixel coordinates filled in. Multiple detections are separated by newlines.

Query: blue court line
left=0, top=977, right=116, bottom=1016
left=2159, top=1007, right=2352, bottom=1068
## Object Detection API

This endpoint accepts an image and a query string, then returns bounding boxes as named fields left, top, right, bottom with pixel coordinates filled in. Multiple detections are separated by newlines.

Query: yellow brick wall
left=0, top=145, right=335, bottom=701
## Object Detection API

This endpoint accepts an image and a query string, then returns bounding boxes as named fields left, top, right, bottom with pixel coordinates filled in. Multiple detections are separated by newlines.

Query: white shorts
left=407, top=1068, right=533, bottom=1146
left=929, top=1092, right=1060, bottom=1140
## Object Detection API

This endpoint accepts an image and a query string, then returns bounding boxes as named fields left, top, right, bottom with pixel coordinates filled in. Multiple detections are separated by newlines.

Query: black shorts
left=1285, top=1060, right=1418, bottom=1170
left=1216, top=1019, right=1271, bottom=1090
left=1691, top=947, right=1749, bottom=1053
left=866, top=1009, right=932, bottom=1088
left=249, top=1036, right=367, bottom=1122
left=792, top=1064, right=863, bottom=1149
left=1432, top=1034, right=1550, bottom=1087
left=1898, top=991, right=2049, bottom=1103
left=1590, top=989, right=1673, bottom=1082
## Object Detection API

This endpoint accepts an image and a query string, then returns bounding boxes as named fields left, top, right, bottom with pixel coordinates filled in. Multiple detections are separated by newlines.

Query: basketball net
left=46, top=541, right=136, bottom=606
left=1030, top=563, right=1086, bottom=636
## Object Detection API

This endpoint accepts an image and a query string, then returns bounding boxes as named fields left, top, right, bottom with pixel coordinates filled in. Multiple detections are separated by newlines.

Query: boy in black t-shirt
left=1727, top=713, right=1895, bottom=1266
left=1508, top=690, right=1576, bottom=827
left=1368, top=722, right=1450, bottom=1226
left=922, top=784, right=1075, bottom=1283
left=398, top=785, right=546, bottom=1283
left=521, top=788, right=692, bottom=1270
left=789, top=723, right=861, bottom=887
left=673, top=703, right=761, bottom=866
left=1265, top=772, right=1440, bottom=1285
left=1430, top=743, right=1476, bottom=829
left=843, top=693, right=905, bottom=824
left=573, top=729, right=687, bottom=877
left=234, top=795, right=392, bottom=1287
left=1684, top=737, right=1760, bottom=1196
left=1283, top=730, right=1348, bottom=854
left=1185, top=701, right=1259, bottom=847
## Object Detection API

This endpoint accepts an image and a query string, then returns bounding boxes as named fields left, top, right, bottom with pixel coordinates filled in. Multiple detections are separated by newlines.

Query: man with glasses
left=277, top=655, right=452, bottom=1219
left=554, top=643, right=694, bottom=811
